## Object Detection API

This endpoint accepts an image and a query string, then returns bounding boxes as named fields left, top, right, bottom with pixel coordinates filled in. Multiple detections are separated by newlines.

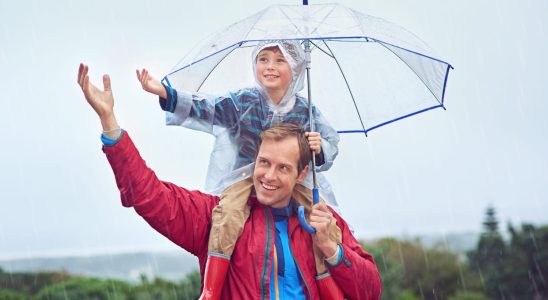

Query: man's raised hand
left=77, top=63, right=118, bottom=132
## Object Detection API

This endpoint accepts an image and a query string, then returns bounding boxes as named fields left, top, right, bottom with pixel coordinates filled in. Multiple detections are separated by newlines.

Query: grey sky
left=0, top=0, right=547, bottom=259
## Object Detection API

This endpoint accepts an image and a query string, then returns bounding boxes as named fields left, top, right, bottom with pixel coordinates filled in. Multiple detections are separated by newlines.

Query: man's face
left=253, top=136, right=309, bottom=208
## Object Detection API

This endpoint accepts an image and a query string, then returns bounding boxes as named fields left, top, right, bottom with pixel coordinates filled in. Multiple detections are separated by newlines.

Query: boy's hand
left=136, top=68, right=167, bottom=99
left=77, top=63, right=118, bottom=131
left=305, top=132, right=322, bottom=155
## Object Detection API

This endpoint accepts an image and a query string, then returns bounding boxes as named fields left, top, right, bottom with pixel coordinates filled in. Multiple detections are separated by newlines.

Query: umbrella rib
left=196, top=45, right=241, bottom=92
left=242, top=8, right=270, bottom=42
left=278, top=7, right=305, bottom=36
left=322, top=40, right=368, bottom=138
left=376, top=41, right=443, bottom=106
left=308, top=40, right=334, bottom=58
left=308, top=5, right=339, bottom=36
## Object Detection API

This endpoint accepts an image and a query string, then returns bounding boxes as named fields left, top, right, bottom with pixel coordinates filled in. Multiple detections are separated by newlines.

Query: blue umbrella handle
left=298, top=188, right=319, bottom=234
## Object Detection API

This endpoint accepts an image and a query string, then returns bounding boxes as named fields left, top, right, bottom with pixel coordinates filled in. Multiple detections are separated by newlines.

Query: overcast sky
left=1, top=0, right=547, bottom=259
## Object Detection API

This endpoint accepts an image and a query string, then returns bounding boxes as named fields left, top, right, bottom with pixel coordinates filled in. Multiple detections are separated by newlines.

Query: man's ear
left=297, top=165, right=309, bottom=183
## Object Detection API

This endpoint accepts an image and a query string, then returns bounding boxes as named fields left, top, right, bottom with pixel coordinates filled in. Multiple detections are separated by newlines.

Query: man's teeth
left=262, top=182, right=279, bottom=190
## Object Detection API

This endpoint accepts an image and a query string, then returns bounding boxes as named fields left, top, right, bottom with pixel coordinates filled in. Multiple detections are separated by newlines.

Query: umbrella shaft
left=304, top=40, right=318, bottom=189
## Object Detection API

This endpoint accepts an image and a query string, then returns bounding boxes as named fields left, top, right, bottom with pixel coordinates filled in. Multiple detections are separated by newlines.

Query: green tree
left=365, top=238, right=471, bottom=300
left=364, top=238, right=409, bottom=299
left=33, top=277, right=132, bottom=300
left=448, top=291, right=488, bottom=300
left=132, top=276, right=179, bottom=300
left=503, top=223, right=548, bottom=299
left=468, top=205, right=508, bottom=298
left=176, top=271, right=201, bottom=300
left=0, top=289, right=27, bottom=300
left=0, top=269, right=70, bottom=297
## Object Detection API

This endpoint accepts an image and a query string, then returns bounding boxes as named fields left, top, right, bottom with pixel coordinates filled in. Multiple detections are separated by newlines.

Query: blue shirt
left=269, top=200, right=306, bottom=300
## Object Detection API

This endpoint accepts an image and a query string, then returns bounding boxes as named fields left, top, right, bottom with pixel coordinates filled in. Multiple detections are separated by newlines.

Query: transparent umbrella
left=161, top=3, right=453, bottom=232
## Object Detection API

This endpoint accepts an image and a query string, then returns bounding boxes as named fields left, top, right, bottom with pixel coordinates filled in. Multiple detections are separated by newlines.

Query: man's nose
left=264, top=166, right=277, bottom=179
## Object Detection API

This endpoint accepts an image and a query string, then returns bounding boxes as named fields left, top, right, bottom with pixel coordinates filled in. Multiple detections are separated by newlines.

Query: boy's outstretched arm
left=77, top=63, right=121, bottom=140
left=136, top=68, right=167, bottom=99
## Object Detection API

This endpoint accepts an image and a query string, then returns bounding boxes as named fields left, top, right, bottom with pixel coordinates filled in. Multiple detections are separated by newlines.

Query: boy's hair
left=257, top=124, right=311, bottom=174
left=255, top=46, right=282, bottom=61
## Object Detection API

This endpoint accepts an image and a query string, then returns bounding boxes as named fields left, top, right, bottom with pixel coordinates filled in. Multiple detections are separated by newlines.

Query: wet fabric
left=100, top=131, right=382, bottom=299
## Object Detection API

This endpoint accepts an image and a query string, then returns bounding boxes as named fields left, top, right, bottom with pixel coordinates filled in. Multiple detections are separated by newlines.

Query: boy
left=137, top=40, right=342, bottom=299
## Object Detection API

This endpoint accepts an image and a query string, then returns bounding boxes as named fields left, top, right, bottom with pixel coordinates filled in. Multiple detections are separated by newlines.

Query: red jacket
left=103, top=132, right=382, bottom=300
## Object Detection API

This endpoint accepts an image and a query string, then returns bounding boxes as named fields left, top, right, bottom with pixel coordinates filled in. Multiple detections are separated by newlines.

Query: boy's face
left=253, top=136, right=309, bottom=208
left=255, top=47, right=292, bottom=103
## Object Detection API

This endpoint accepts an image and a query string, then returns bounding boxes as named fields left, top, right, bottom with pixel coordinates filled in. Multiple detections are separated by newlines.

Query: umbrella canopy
left=163, top=3, right=453, bottom=135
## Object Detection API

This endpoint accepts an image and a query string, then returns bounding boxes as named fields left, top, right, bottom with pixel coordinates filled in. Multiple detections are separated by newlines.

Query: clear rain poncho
left=164, top=40, right=341, bottom=211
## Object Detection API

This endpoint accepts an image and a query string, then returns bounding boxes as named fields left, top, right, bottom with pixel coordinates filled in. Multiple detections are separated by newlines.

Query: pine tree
left=468, top=205, right=508, bottom=299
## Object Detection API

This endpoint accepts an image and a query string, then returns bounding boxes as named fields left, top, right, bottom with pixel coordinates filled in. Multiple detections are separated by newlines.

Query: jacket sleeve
left=312, top=106, right=340, bottom=172
left=102, top=131, right=218, bottom=258
left=160, top=85, right=240, bottom=135
left=328, top=210, right=382, bottom=300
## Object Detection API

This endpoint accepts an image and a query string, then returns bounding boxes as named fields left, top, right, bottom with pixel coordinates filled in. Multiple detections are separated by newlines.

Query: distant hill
left=0, top=232, right=480, bottom=283
left=397, top=232, right=480, bottom=254
left=0, top=251, right=198, bottom=283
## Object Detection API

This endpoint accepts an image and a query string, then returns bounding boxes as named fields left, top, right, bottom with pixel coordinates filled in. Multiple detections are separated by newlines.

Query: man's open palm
left=78, top=63, right=114, bottom=118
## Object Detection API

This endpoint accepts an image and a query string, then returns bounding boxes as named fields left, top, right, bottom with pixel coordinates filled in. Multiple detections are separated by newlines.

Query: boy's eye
left=276, top=58, right=286, bottom=63
left=258, top=57, right=268, bottom=62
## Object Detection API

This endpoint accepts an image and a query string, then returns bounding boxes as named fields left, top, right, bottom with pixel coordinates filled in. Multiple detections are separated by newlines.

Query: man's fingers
left=103, top=74, right=111, bottom=92
left=310, top=215, right=330, bottom=223
left=143, top=69, right=149, bottom=85
left=82, top=75, right=92, bottom=99
left=78, top=63, right=88, bottom=87
left=78, top=63, right=84, bottom=85
left=311, top=203, right=331, bottom=214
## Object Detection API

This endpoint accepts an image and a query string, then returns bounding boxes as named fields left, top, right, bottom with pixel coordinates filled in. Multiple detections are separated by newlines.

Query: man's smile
left=261, top=181, right=279, bottom=191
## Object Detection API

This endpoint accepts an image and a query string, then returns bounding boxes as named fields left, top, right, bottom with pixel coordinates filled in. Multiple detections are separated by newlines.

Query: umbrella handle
left=298, top=188, right=320, bottom=234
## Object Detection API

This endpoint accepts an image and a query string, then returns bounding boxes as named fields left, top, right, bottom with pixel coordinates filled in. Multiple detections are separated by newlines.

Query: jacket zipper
left=260, top=207, right=273, bottom=300
left=289, top=224, right=312, bottom=299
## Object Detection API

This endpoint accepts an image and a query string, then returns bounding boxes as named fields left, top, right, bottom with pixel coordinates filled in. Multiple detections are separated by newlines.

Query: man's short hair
left=257, top=123, right=312, bottom=174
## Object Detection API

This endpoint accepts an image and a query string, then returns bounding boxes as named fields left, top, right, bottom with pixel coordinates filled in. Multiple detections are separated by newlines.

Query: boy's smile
left=255, top=47, right=292, bottom=104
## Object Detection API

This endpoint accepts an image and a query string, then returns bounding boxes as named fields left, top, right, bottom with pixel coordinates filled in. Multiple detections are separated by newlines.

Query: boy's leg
left=200, top=178, right=253, bottom=300
left=208, top=177, right=254, bottom=255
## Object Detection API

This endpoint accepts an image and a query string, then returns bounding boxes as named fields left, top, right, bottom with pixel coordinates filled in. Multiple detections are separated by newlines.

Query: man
left=77, top=63, right=382, bottom=299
